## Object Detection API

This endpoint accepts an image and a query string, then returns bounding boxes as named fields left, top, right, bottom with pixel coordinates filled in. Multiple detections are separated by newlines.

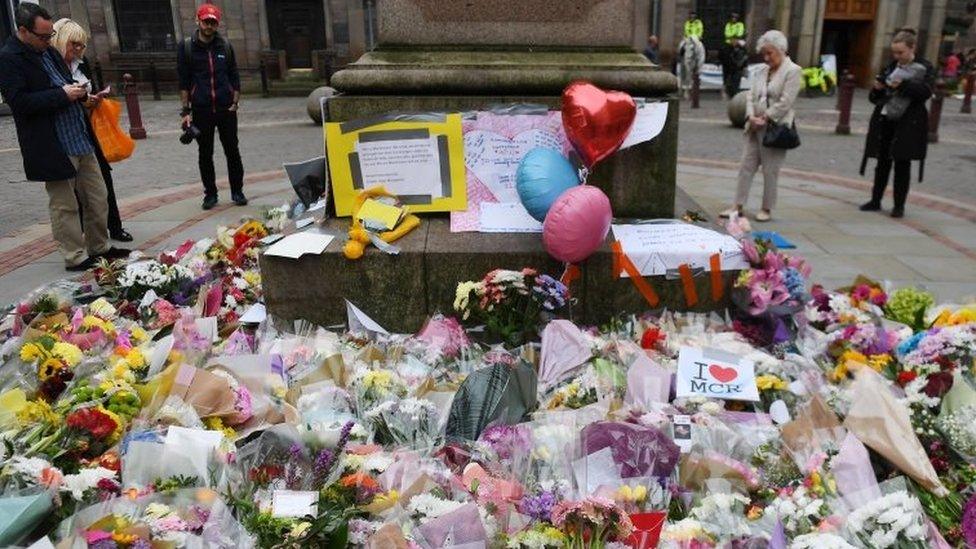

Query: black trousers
left=77, top=153, right=123, bottom=234
left=193, top=109, right=244, bottom=197
left=871, top=118, right=911, bottom=210
left=723, top=69, right=743, bottom=98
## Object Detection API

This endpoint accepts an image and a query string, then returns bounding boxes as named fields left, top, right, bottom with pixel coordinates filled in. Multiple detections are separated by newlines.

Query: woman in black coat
left=859, top=29, right=934, bottom=218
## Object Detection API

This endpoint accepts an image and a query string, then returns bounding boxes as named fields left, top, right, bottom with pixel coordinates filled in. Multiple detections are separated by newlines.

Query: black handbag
left=761, top=73, right=801, bottom=149
left=762, top=119, right=801, bottom=149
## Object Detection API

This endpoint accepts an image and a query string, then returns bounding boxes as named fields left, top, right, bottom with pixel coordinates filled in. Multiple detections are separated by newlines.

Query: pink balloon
left=542, top=185, right=612, bottom=264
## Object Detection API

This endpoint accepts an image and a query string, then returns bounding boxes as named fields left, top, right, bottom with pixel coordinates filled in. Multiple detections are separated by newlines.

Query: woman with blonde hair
left=721, top=30, right=802, bottom=222
left=52, top=18, right=133, bottom=242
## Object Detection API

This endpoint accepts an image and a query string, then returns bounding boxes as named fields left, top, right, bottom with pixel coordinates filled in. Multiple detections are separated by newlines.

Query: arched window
left=114, top=0, right=177, bottom=52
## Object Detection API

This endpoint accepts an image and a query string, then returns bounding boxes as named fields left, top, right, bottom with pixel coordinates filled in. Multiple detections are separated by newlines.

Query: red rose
left=66, top=408, right=118, bottom=440
left=896, top=370, right=918, bottom=386
left=640, top=327, right=666, bottom=350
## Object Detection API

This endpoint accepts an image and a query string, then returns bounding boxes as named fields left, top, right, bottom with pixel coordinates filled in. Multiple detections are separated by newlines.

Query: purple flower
left=89, top=541, right=119, bottom=549
left=963, top=494, right=976, bottom=547
left=532, top=275, right=568, bottom=311
left=519, top=490, right=559, bottom=522
left=478, top=424, right=531, bottom=461
left=129, top=540, right=152, bottom=549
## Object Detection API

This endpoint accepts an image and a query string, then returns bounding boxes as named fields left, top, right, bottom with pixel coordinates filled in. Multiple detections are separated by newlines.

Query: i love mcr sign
left=676, top=347, right=760, bottom=402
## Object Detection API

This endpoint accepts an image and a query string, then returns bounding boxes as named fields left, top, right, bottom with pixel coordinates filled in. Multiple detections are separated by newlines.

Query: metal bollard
left=928, top=78, right=946, bottom=144
left=691, top=72, right=700, bottom=109
left=259, top=60, right=270, bottom=98
left=123, top=74, right=147, bottom=140
left=835, top=71, right=856, bottom=135
left=962, top=72, right=974, bottom=114
left=149, top=61, right=161, bottom=101
left=93, top=59, right=104, bottom=92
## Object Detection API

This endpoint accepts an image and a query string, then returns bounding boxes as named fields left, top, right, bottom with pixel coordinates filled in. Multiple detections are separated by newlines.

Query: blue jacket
left=0, top=36, right=99, bottom=181
left=176, top=32, right=240, bottom=113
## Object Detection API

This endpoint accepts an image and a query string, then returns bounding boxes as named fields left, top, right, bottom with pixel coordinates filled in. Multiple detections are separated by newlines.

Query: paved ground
left=679, top=92, right=976, bottom=205
left=0, top=97, right=316, bottom=235
left=0, top=94, right=973, bottom=308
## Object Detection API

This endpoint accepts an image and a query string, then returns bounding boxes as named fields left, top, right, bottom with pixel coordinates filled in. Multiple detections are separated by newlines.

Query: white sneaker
left=755, top=210, right=772, bottom=222
left=719, top=207, right=741, bottom=219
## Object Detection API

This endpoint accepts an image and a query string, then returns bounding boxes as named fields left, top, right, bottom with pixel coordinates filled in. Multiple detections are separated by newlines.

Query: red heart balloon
left=561, top=81, right=637, bottom=168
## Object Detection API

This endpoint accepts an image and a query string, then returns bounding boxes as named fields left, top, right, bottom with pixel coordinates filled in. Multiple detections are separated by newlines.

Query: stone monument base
left=260, top=189, right=737, bottom=333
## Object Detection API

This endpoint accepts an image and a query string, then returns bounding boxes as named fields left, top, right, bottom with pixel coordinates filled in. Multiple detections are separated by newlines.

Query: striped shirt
left=38, top=52, right=93, bottom=157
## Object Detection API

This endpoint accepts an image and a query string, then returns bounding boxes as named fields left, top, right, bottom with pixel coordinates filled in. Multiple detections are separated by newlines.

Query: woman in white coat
left=721, top=30, right=802, bottom=222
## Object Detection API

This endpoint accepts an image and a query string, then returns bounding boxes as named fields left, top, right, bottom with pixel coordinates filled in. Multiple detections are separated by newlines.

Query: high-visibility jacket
left=724, top=21, right=745, bottom=43
left=684, top=18, right=704, bottom=39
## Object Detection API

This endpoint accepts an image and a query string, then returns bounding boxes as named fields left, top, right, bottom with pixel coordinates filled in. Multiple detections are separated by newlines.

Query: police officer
left=724, top=12, right=746, bottom=45
left=684, top=12, right=704, bottom=40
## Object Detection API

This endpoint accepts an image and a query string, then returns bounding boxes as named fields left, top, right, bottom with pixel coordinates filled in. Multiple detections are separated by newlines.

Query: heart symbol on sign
left=561, top=81, right=637, bottom=168
left=708, top=364, right=738, bottom=383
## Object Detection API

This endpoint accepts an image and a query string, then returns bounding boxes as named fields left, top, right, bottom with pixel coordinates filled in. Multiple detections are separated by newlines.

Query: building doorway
left=696, top=0, right=747, bottom=59
left=266, top=0, right=326, bottom=69
left=820, top=0, right=878, bottom=86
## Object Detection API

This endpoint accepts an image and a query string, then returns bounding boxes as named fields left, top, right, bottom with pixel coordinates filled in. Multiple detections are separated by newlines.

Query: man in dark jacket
left=177, top=3, right=246, bottom=210
left=0, top=3, right=129, bottom=270
left=720, top=39, right=749, bottom=99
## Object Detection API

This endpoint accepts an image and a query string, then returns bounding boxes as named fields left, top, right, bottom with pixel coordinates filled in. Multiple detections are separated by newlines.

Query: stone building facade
left=3, top=0, right=973, bottom=89
left=651, top=0, right=976, bottom=86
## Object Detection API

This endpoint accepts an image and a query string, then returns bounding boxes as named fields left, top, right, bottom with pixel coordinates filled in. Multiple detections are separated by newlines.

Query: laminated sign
left=676, top=346, right=759, bottom=401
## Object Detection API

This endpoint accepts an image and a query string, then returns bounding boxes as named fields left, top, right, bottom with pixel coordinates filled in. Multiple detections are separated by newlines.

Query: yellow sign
left=325, top=113, right=467, bottom=217
left=356, top=198, right=404, bottom=230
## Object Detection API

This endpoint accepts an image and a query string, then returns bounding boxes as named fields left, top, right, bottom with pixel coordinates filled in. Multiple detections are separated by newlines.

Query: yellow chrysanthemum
left=52, top=342, right=82, bottom=366
left=124, top=348, right=147, bottom=371
left=19, top=342, right=45, bottom=363
left=756, top=374, right=787, bottom=392
left=17, top=399, right=61, bottom=426
left=362, top=370, right=393, bottom=390
left=128, top=326, right=148, bottom=343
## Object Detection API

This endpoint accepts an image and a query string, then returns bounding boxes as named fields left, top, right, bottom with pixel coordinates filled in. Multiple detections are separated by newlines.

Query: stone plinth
left=260, top=190, right=735, bottom=333
left=376, top=0, right=639, bottom=48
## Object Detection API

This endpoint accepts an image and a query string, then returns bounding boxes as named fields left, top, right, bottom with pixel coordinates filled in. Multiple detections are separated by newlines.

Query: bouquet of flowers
left=454, top=268, right=569, bottom=347
left=844, top=488, right=927, bottom=548
left=114, top=260, right=194, bottom=302
left=365, top=397, right=441, bottom=449
left=550, top=496, right=633, bottom=548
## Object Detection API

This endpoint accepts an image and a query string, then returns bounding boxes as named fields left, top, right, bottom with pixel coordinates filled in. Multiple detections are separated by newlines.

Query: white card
left=478, top=202, right=543, bottom=233
left=239, top=303, right=267, bottom=324
left=769, top=400, right=792, bottom=424
left=620, top=101, right=669, bottom=150
left=27, top=537, right=55, bottom=549
left=346, top=299, right=388, bottom=335
left=195, top=316, right=219, bottom=343
left=265, top=232, right=335, bottom=259
left=672, top=414, right=694, bottom=453
left=572, top=447, right=621, bottom=495
left=675, top=346, right=760, bottom=402
left=272, top=490, right=318, bottom=518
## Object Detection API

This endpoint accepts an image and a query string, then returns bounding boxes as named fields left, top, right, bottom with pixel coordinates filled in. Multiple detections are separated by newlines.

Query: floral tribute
left=0, top=209, right=973, bottom=549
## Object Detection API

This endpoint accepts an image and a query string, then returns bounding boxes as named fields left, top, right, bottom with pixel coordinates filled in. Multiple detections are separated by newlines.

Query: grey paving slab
left=896, top=256, right=976, bottom=283
left=0, top=263, right=71, bottom=306
left=803, top=233, right=958, bottom=257
left=804, top=254, right=927, bottom=281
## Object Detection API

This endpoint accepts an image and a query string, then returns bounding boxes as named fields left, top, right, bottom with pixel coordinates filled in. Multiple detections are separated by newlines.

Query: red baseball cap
left=197, top=4, right=222, bottom=23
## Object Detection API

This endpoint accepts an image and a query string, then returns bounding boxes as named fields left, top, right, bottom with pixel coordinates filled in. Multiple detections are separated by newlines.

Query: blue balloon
left=516, top=148, right=580, bottom=222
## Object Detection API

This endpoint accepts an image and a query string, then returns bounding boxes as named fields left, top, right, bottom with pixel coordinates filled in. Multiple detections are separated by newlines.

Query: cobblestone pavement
left=678, top=92, right=976, bottom=205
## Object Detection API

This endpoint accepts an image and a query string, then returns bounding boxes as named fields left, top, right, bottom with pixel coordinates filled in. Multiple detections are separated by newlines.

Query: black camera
left=179, top=123, right=201, bottom=145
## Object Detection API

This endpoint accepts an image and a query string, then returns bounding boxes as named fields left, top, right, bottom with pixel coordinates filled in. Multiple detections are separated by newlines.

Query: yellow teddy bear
left=342, top=186, right=421, bottom=260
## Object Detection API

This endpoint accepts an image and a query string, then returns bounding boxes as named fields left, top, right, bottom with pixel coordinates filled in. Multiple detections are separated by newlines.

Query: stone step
left=260, top=189, right=737, bottom=333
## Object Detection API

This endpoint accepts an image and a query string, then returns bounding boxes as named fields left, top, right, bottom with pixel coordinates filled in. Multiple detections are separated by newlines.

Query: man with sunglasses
left=0, top=3, right=130, bottom=271
left=177, top=3, right=246, bottom=211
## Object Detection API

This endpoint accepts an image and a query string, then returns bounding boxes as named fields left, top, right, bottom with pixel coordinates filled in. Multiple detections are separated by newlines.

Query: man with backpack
left=177, top=3, right=246, bottom=210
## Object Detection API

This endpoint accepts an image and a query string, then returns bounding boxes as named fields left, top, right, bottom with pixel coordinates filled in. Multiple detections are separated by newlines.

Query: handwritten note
left=479, top=202, right=543, bottom=233
left=611, top=222, right=748, bottom=277
left=264, top=232, right=335, bottom=259
left=356, top=136, right=443, bottom=197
